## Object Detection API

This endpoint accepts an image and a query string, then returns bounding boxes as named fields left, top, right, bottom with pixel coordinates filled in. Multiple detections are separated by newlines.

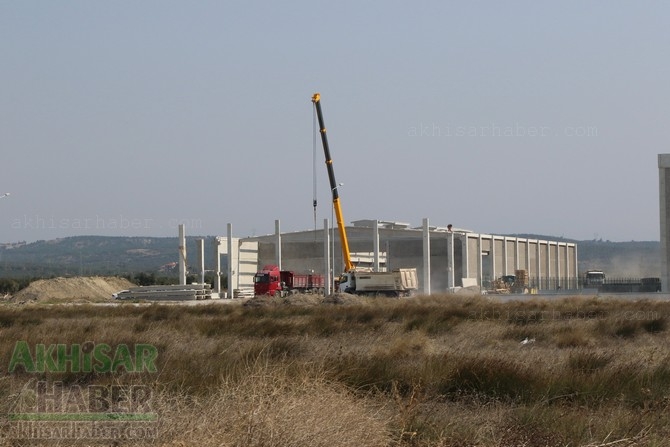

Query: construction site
left=162, top=94, right=580, bottom=299
left=104, top=95, right=670, bottom=301
left=111, top=95, right=670, bottom=300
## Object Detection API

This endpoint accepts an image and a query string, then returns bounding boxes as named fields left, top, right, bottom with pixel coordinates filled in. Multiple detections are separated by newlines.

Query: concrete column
left=463, top=234, right=469, bottom=279
left=503, top=237, right=508, bottom=275
left=227, top=223, right=234, bottom=297
left=324, top=218, right=331, bottom=296
left=422, top=218, right=431, bottom=295
left=556, top=243, right=562, bottom=289
left=447, top=230, right=454, bottom=291
left=563, top=245, right=569, bottom=288
left=546, top=242, right=551, bottom=289
left=477, top=235, right=483, bottom=288
left=214, top=237, right=222, bottom=296
left=659, top=154, right=670, bottom=292
left=178, top=224, right=186, bottom=286
left=574, top=245, right=579, bottom=289
left=491, top=236, right=496, bottom=281
left=535, top=239, right=542, bottom=289
left=197, top=238, right=205, bottom=285
left=275, top=219, right=282, bottom=270
left=373, top=220, right=380, bottom=272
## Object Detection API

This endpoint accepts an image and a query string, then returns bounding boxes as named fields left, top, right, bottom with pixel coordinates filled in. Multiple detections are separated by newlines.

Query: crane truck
left=312, top=93, right=418, bottom=297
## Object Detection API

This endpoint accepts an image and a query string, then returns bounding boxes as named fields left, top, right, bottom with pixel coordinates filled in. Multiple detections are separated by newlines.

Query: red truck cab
left=253, top=265, right=283, bottom=297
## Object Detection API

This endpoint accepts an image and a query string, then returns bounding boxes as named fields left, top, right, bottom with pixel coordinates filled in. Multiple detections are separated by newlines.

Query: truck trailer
left=338, top=268, right=418, bottom=297
left=254, top=265, right=325, bottom=297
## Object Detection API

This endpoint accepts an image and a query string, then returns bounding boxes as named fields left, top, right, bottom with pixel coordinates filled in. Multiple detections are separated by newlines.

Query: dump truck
left=338, top=268, right=418, bottom=297
left=312, top=93, right=419, bottom=297
left=253, top=265, right=325, bottom=297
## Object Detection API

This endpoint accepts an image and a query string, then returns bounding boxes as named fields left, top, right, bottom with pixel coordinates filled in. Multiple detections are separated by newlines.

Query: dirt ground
left=10, top=276, right=136, bottom=303
left=242, top=292, right=384, bottom=308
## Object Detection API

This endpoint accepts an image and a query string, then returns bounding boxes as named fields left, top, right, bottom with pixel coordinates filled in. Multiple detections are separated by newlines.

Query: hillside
left=0, top=235, right=661, bottom=279
left=576, top=239, right=659, bottom=277
left=507, top=234, right=660, bottom=278
left=0, top=236, right=220, bottom=278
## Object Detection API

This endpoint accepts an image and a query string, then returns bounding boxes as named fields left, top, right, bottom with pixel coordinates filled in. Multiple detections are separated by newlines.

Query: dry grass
left=2, top=294, right=670, bottom=445
left=153, top=359, right=390, bottom=447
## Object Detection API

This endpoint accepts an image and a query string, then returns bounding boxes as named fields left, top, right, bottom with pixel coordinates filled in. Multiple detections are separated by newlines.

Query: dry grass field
left=1, top=293, right=670, bottom=446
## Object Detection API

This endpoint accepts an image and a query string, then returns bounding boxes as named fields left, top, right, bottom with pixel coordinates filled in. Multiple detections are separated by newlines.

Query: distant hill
left=506, top=234, right=660, bottom=278
left=0, top=236, right=220, bottom=278
left=0, top=235, right=661, bottom=279
left=574, top=239, right=659, bottom=278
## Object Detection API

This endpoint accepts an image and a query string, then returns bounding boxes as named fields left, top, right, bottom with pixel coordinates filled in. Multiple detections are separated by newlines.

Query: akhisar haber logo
left=8, top=341, right=157, bottom=374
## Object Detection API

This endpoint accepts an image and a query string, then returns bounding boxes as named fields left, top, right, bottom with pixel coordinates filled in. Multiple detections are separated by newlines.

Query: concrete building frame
left=241, top=219, right=578, bottom=294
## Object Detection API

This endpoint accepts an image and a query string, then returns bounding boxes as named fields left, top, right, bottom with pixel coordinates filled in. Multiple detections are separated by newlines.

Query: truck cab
left=254, top=265, right=325, bottom=297
left=584, top=270, right=606, bottom=286
left=253, top=265, right=283, bottom=296
left=338, top=272, right=355, bottom=294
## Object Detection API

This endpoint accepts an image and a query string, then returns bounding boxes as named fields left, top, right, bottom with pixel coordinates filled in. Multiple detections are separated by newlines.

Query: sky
left=1, top=1, right=669, bottom=243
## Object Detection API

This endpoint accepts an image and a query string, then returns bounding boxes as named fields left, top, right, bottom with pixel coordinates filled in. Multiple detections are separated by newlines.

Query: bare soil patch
left=11, top=276, right=136, bottom=303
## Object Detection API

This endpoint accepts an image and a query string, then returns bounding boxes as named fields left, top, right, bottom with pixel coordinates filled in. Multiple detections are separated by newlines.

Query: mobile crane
left=312, top=93, right=354, bottom=273
left=312, top=93, right=417, bottom=296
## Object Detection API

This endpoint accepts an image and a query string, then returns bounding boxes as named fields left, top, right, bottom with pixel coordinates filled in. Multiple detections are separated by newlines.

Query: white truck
left=338, top=268, right=418, bottom=297
left=584, top=270, right=606, bottom=286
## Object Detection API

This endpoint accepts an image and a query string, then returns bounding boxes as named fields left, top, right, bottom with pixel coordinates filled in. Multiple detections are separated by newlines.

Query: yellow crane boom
left=311, top=93, right=354, bottom=272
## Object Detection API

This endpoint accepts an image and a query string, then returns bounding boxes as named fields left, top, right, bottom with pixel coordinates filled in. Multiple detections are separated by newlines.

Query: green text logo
left=8, top=342, right=157, bottom=374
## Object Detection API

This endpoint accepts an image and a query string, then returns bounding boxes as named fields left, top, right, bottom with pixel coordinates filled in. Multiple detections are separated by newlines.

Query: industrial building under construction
left=199, top=93, right=579, bottom=297
left=205, top=219, right=578, bottom=296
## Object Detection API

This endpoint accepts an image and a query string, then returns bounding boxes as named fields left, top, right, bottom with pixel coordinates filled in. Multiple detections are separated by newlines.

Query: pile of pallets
left=515, top=269, right=527, bottom=285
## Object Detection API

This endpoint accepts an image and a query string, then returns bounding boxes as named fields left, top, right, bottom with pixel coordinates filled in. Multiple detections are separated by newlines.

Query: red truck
left=253, top=265, right=325, bottom=297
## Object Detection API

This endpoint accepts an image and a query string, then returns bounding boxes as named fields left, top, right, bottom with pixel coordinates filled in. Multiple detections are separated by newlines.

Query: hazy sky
left=2, top=1, right=669, bottom=243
